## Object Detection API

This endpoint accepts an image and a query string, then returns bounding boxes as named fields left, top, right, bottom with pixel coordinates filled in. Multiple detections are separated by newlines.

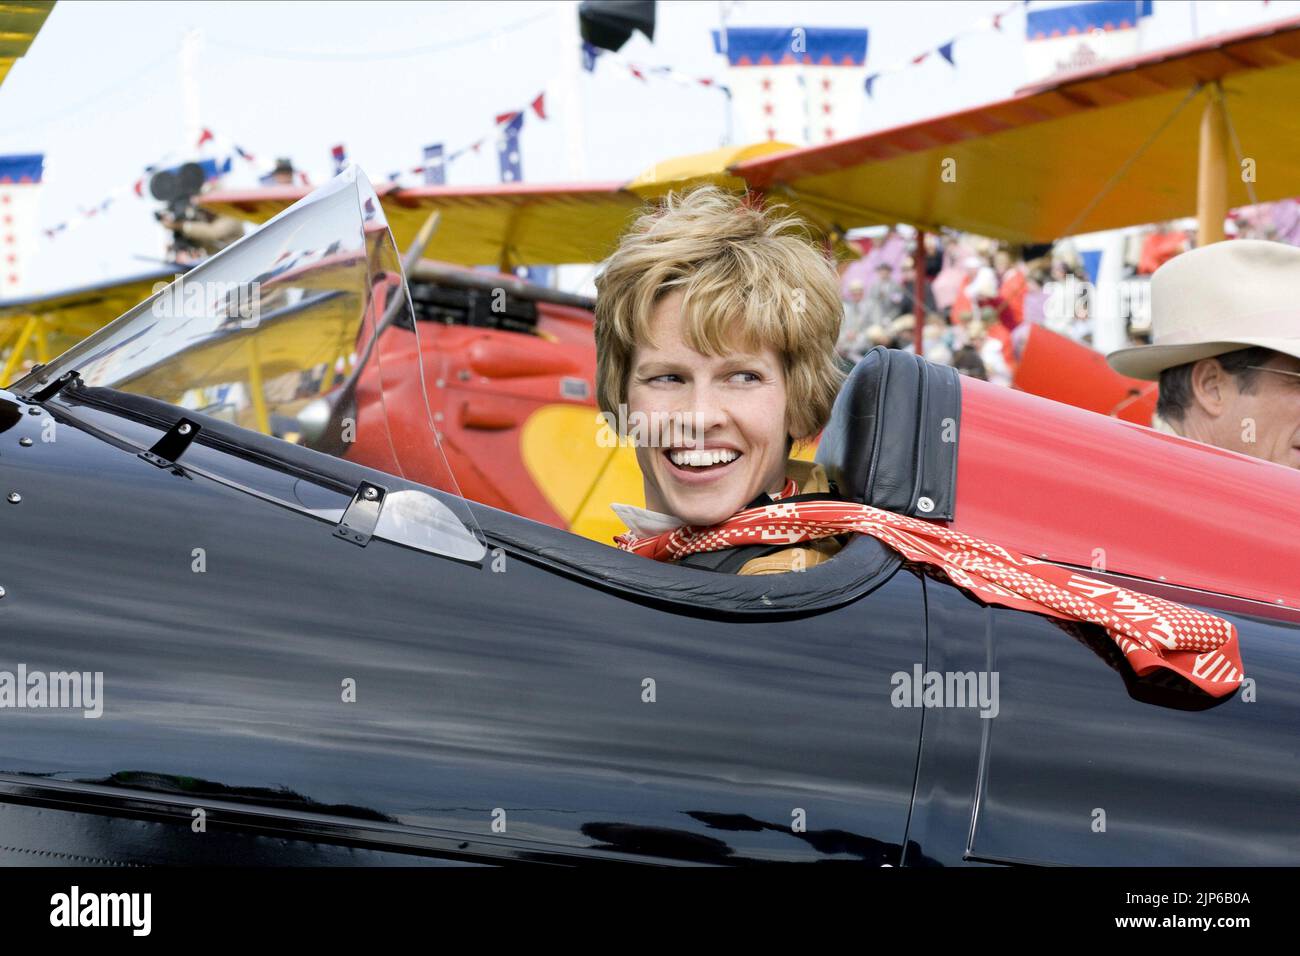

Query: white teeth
left=669, top=448, right=740, bottom=467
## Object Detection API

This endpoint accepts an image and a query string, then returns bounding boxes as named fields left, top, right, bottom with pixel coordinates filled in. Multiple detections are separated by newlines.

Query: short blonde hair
left=594, top=186, right=845, bottom=441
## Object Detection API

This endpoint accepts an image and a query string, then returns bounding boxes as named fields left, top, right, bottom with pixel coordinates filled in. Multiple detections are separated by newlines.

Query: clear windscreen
left=14, top=167, right=485, bottom=563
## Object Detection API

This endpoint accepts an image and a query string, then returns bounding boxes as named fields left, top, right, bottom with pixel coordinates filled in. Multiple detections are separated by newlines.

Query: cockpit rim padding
left=36, top=383, right=905, bottom=618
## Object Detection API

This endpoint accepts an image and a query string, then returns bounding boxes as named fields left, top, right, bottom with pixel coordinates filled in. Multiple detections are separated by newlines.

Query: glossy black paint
left=0, top=391, right=924, bottom=865
left=1, top=389, right=1296, bottom=866
left=907, top=582, right=1300, bottom=866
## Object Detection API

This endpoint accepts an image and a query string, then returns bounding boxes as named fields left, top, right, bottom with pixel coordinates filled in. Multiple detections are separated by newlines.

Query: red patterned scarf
left=615, top=484, right=1244, bottom=698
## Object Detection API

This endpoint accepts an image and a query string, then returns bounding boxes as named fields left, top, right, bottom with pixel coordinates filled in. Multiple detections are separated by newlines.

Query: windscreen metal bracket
left=334, top=481, right=386, bottom=547
left=140, top=418, right=201, bottom=469
left=30, top=370, right=80, bottom=403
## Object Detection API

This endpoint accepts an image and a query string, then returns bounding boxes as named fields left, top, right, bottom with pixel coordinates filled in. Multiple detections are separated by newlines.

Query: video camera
left=150, top=161, right=209, bottom=256
left=150, top=161, right=207, bottom=221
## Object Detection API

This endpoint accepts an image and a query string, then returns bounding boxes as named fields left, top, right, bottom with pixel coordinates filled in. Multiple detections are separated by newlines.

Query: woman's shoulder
left=785, top=457, right=831, bottom=494
left=737, top=536, right=844, bottom=576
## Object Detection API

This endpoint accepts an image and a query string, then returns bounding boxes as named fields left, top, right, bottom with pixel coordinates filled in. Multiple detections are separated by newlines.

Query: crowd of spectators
left=836, top=196, right=1300, bottom=384
left=835, top=229, right=1078, bottom=385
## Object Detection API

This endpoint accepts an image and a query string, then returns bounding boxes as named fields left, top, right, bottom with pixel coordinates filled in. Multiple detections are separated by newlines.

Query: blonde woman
left=594, top=186, right=847, bottom=575
left=591, top=191, right=1244, bottom=703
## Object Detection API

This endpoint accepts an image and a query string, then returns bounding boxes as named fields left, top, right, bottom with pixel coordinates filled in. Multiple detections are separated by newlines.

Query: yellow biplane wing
left=203, top=181, right=644, bottom=272
left=97, top=249, right=377, bottom=435
left=0, top=267, right=180, bottom=385
left=0, top=0, right=55, bottom=92
left=111, top=289, right=359, bottom=408
left=624, top=140, right=795, bottom=200
left=734, top=15, right=1300, bottom=242
left=200, top=141, right=802, bottom=270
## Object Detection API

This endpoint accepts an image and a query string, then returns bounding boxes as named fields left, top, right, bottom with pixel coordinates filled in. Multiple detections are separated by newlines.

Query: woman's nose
left=688, top=386, right=730, bottom=436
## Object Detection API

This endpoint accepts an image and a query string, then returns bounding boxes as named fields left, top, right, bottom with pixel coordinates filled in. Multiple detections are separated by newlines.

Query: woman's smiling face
left=627, top=290, right=790, bottom=527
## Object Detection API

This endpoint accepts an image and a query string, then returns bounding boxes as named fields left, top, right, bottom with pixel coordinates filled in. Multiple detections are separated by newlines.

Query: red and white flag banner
left=617, top=480, right=1244, bottom=698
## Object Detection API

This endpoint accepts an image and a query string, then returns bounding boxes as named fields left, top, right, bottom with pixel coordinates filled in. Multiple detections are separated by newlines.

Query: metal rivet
left=178, top=423, right=192, bottom=435
left=26, top=407, right=40, bottom=415
left=0, top=586, right=6, bottom=599
left=19, top=437, right=32, bottom=447
left=7, top=492, right=20, bottom=504
left=362, top=486, right=379, bottom=500
left=434, top=378, right=445, bottom=388
left=916, top=496, right=935, bottom=514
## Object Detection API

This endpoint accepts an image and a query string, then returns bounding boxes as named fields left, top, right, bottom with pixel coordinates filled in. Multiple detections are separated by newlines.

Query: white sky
left=2, top=0, right=1298, bottom=293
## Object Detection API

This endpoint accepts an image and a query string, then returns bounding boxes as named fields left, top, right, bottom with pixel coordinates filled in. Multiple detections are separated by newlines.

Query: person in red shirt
left=994, top=249, right=1027, bottom=327
left=953, top=266, right=1018, bottom=333
left=1137, top=225, right=1188, bottom=275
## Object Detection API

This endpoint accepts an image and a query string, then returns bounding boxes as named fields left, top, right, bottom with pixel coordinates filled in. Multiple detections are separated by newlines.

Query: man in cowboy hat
left=1108, top=239, right=1300, bottom=470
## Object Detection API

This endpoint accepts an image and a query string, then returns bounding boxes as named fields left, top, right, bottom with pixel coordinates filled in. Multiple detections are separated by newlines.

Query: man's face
left=1200, top=353, right=1300, bottom=469
left=626, top=290, right=790, bottom=527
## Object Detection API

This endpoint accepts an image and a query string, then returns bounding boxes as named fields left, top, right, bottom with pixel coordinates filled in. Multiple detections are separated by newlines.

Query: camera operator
left=152, top=161, right=246, bottom=262
left=158, top=201, right=244, bottom=262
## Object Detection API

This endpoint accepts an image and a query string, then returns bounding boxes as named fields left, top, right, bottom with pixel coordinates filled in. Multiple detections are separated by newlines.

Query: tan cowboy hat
left=1107, top=239, right=1300, bottom=381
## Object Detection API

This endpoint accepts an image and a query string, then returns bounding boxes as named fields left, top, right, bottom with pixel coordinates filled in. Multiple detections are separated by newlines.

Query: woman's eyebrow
left=719, top=353, right=776, bottom=370
left=633, top=360, right=684, bottom=375
left=634, top=353, right=776, bottom=374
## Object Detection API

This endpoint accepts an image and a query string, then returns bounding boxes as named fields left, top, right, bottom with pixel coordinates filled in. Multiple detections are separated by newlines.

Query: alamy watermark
left=0, top=664, right=103, bottom=718
left=596, top=406, right=708, bottom=448
left=891, top=664, right=999, bottom=719
left=50, top=886, right=150, bottom=936
left=1044, top=275, right=1151, bottom=328
left=152, top=276, right=262, bottom=328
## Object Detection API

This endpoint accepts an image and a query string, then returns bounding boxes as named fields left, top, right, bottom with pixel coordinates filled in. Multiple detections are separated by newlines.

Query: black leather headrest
left=815, top=347, right=961, bottom=520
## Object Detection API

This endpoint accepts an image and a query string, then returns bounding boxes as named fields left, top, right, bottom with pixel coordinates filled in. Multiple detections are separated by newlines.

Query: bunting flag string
left=41, top=127, right=274, bottom=241
left=863, top=0, right=1023, bottom=98
left=388, top=89, right=549, bottom=185
left=40, top=89, right=551, bottom=239
left=37, top=27, right=686, bottom=238
left=582, top=41, right=731, bottom=97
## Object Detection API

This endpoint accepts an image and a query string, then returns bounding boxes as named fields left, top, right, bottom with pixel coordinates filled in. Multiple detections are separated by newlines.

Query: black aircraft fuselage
left=0, top=384, right=1296, bottom=867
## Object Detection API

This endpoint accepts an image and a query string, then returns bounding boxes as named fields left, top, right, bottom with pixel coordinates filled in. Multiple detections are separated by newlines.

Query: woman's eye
left=649, top=374, right=682, bottom=384
left=730, top=371, right=761, bottom=384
